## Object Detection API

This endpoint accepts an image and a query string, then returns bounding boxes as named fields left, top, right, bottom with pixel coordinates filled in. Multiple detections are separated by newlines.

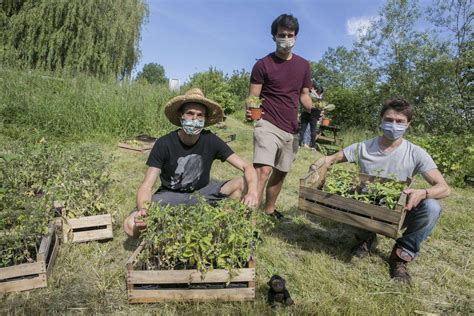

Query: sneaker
left=351, top=235, right=376, bottom=258
left=267, top=209, right=285, bottom=220
left=389, top=246, right=412, bottom=283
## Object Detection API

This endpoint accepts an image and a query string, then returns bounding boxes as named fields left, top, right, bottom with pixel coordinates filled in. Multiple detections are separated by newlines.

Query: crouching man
left=124, top=88, right=258, bottom=238
left=309, top=98, right=450, bottom=282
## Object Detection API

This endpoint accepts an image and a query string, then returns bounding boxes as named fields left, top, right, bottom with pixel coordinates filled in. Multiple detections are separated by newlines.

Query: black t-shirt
left=146, top=130, right=234, bottom=192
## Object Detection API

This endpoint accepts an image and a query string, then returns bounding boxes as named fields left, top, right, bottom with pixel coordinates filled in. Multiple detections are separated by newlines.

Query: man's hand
left=245, top=107, right=252, bottom=121
left=245, top=107, right=264, bottom=121
left=241, top=192, right=258, bottom=209
left=404, top=188, right=427, bottom=211
left=134, top=209, right=147, bottom=228
left=309, top=157, right=327, bottom=172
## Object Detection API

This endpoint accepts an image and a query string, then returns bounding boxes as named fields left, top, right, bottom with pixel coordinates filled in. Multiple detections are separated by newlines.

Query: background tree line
left=0, top=0, right=147, bottom=79
left=1, top=0, right=471, bottom=134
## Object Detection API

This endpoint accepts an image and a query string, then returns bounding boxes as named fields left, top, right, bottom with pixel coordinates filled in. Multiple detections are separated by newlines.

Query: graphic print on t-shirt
left=170, top=154, right=203, bottom=191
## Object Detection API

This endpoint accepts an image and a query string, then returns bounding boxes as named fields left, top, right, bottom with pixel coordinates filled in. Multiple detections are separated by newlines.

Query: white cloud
left=346, top=16, right=373, bottom=40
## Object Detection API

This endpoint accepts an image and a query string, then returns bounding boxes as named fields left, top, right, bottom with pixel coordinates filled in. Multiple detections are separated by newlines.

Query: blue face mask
left=181, top=118, right=205, bottom=135
left=380, top=121, right=408, bottom=140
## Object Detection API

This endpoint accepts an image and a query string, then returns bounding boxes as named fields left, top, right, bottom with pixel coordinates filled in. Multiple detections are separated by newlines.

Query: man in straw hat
left=247, top=13, right=315, bottom=219
left=124, top=88, right=258, bottom=237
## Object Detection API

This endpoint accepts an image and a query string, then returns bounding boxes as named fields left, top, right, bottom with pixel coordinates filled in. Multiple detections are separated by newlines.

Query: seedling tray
left=126, top=242, right=255, bottom=303
left=0, top=223, right=59, bottom=293
left=299, top=166, right=410, bottom=238
left=118, top=134, right=157, bottom=153
left=62, top=214, right=113, bottom=243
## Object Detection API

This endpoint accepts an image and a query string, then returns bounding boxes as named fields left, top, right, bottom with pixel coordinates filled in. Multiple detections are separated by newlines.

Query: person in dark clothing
left=124, top=88, right=258, bottom=237
left=299, top=84, right=323, bottom=148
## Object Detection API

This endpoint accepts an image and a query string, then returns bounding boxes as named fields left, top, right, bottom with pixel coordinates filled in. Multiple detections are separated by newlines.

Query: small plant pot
left=250, top=108, right=262, bottom=121
left=322, top=118, right=331, bottom=127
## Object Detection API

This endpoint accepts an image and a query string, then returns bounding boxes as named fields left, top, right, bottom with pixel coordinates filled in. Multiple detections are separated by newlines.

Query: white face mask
left=380, top=121, right=408, bottom=140
left=276, top=37, right=295, bottom=53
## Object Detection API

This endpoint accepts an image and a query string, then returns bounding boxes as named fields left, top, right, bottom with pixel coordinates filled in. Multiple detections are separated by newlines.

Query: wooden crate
left=63, top=214, right=113, bottom=243
left=126, top=242, right=256, bottom=303
left=0, top=223, right=59, bottom=293
left=118, top=134, right=156, bottom=153
left=299, top=166, right=410, bottom=238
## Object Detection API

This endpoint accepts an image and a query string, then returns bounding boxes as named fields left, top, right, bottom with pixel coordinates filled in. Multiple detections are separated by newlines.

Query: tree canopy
left=0, top=0, right=148, bottom=79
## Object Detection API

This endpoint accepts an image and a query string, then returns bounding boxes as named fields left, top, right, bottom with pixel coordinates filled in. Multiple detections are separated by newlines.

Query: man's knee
left=416, top=198, right=441, bottom=226
left=255, top=164, right=273, bottom=178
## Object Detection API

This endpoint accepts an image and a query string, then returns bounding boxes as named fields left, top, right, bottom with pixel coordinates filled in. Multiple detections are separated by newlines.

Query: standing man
left=247, top=14, right=314, bottom=219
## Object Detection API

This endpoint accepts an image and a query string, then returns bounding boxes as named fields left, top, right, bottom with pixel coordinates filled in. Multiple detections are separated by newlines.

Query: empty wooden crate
left=126, top=242, right=256, bottom=303
left=299, top=166, right=410, bottom=238
left=62, top=214, right=113, bottom=243
left=0, top=223, right=59, bottom=293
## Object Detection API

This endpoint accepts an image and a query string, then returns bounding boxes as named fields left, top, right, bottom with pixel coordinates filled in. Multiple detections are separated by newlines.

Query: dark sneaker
left=389, top=246, right=412, bottom=283
left=267, top=209, right=285, bottom=220
left=351, top=235, right=376, bottom=258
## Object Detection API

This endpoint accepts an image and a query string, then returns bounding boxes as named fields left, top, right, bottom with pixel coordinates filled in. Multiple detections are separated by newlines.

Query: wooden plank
left=300, top=186, right=402, bottom=224
left=128, top=268, right=255, bottom=284
left=247, top=257, right=256, bottom=289
left=0, top=261, right=45, bottom=281
left=128, top=288, right=255, bottom=303
left=72, top=227, right=113, bottom=243
left=117, top=142, right=154, bottom=153
left=299, top=198, right=398, bottom=238
left=37, top=223, right=55, bottom=262
left=0, top=274, right=47, bottom=293
left=46, top=232, right=59, bottom=277
left=68, top=214, right=112, bottom=229
left=127, top=243, right=144, bottom=270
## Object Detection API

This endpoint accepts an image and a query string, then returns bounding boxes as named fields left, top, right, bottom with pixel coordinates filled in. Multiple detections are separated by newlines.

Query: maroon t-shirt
left=250, top=52, right=312, bottom=133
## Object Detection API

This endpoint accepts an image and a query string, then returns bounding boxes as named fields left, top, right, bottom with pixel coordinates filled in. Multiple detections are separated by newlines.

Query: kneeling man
left=124, top=88, right=258, bottom=237
left=310, top=98, right=450, bottom=282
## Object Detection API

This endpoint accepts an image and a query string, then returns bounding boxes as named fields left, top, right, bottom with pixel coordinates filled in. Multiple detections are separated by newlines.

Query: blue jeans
left=354, top=198, right=442, bottom=259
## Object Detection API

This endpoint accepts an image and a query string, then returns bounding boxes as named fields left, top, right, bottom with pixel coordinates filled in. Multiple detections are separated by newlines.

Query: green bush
left=0, top=140, right=114, bottom=267
left=0, top=68, right=175, bottom=140
left=409, top=134, right=474, bottom=187
left=138, top=199, right=270, bottom=275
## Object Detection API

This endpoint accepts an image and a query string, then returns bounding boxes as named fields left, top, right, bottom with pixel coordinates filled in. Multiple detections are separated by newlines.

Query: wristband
left=424, top=189, right=429, bottom=199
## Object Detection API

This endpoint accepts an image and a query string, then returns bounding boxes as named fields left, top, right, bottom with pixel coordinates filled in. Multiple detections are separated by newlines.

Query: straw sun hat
left=164, top=88, right=224, bottom=127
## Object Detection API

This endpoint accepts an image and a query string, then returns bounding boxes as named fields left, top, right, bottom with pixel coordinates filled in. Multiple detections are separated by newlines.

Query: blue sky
left=136, top=0, right=388, bottom=83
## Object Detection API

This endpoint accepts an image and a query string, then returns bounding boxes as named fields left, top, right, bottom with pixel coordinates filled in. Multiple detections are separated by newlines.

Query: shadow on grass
left=123, top=236, right=141, bottom=251
left=268, top=207, right=377, bottom=263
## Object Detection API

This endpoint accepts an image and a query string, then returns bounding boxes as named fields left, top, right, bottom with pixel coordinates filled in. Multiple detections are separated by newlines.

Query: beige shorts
left=253, top=119, right=299, bottom=172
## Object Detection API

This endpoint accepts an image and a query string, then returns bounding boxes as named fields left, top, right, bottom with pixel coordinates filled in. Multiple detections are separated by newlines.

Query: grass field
left=1, top=115, right=472, bottom=315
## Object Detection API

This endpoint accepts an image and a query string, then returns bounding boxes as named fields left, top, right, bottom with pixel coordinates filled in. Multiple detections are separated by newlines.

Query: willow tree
left=0, top=0, right=148, bottom=79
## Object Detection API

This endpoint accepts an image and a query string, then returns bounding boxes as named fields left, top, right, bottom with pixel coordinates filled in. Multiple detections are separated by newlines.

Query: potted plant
left=245, top=96, right=264, bottom=121
left=315, top=101, right=335, bottom=126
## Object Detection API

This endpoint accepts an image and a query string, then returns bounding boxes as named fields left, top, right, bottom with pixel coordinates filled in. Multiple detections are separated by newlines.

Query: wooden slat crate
left=126, top=242, right=256, bottom=303
left=0, top=223, right=59, bottom=293
left=299, top=165, right=410, bottom=238
left=63, top=214, right=113, bottom=243
left=118, top=134, right=156, bottom=153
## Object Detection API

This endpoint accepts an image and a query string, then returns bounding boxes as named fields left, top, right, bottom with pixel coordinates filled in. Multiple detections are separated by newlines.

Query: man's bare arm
left=405, top=168, right=450, bottom=210
left=136, top=167, right=161, bottom=211
left=300, top=87, right=313, bottom=113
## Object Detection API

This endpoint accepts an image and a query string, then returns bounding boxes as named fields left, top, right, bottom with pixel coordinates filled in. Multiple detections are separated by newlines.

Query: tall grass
left=0, top=68, right=176, bottom=140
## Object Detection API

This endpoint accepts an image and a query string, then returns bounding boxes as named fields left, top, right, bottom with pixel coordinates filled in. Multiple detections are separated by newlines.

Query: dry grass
left=1, top=117, right=473, bottom=314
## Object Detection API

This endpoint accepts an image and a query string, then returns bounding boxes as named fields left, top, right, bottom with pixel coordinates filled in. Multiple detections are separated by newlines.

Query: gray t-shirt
left=343, top=137, right=437, bottom=181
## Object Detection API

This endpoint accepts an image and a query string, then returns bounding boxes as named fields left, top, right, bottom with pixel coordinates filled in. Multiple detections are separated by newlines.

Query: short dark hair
left=271, top=14, right=299, bottom=36
left=380, top=98, right=413, bottom=122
